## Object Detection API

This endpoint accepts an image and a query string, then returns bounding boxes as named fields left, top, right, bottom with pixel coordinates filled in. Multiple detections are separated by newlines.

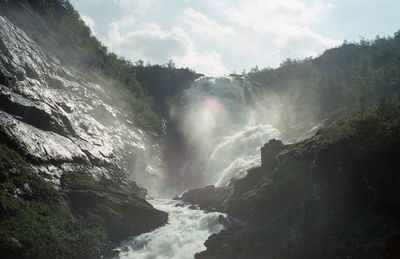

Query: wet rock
left=23, top=62, right=39, bottom=80
left=0, top=111, right=89, bottom=165
left=0, top=15, right=162, bottom=192
left=181, top=185, right=233, bottom=212
left=174, top=202, right=185, bottom=207
left=43, top=74, right=65, bottom=89
left=0, top=86, right=75, bottom=137
left=188, top=204, right=199, bottom=210
left=217, top=215, right=246, bottom=229
left=0, top=68, right=16, bottom=87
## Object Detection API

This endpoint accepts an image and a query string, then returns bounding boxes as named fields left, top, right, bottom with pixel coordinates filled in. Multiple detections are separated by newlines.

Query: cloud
left=107, top=16, right=136, bottom=44
left=183, top=8, right=235, bottom=39
left=106, top=19, right=229, bottom=76
left=224, top=0, right=339, bottom=49
left=108, top=22, right=190, bottom=62
left=79, top=0, right=341, bottom=75
left=113, top=0, right=153, bottom=15
left=177, top=50, right=229, bottom=76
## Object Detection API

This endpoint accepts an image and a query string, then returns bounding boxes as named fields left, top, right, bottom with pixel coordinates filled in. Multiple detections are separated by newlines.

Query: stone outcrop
left=180, top=185, right=233, bottom=212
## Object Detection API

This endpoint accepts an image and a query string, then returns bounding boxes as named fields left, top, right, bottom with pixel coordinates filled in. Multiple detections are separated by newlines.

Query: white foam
left=117, top=199, right=225, bottom=259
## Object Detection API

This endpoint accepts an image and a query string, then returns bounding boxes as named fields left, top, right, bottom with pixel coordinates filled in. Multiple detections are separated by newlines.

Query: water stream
left=117, top=199, right=225, bottom=259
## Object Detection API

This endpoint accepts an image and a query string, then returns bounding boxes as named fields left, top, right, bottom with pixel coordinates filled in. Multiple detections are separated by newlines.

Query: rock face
left=195, top=117, right=400, bottom=259
left=180, top=185, right=232, bottom=212
left=0, top=15, right=161, bottom=190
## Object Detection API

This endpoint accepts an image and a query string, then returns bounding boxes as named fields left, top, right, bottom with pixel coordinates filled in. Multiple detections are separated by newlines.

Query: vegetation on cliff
left=248, top=32, right=400, bottom=134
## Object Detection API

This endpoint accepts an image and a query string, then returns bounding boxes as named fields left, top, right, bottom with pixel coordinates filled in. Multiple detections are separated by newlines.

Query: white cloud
left=113, top=0, right=153, bottom=15
left=80, top=0, right=341, bottom=75
left=177, top=50, right=229, bottom=76
left=106, top=19, right=229, bottom=76
left=183, top=8, right=235, bottom=39
left=107, top=16, right=136, bottom=45
left=108, top=22, right=190, bottom=61
left=225, top=0, right=339, bottom=48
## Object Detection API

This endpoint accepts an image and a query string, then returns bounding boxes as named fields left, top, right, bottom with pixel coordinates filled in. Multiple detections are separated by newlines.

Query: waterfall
left=174, top=75, right=281, bottom=188
left=116, top=76, right=282, bottom=259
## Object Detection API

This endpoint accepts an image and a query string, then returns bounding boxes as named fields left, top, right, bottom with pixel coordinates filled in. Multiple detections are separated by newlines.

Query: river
left=117, top=199, right=225, bottom=259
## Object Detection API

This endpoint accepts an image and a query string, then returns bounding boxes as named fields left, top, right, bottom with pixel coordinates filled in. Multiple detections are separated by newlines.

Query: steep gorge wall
left=0, top=13, right=168, bottom=258
left=0, top=15, right=163, bottom=191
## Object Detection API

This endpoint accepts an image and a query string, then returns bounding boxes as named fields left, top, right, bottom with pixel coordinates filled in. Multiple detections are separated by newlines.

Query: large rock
left=180, top=185, right=232, bottom=212
left=61, top=172, right=168, bottom=244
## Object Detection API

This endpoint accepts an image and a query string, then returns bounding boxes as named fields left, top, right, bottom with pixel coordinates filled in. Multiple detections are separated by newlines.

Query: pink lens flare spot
left=203, top=96, right=226, bottom=113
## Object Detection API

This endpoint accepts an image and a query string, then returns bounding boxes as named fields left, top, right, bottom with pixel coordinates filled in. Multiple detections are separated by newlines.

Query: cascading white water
left=117, top=199, right=225, bottom=259
left=211, top=124, right=280, bottom=186
left=176, top=76, right=281, bottom=188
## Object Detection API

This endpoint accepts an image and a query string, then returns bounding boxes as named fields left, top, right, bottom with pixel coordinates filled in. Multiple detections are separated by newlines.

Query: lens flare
left=203, top=95, right=226, bottom=113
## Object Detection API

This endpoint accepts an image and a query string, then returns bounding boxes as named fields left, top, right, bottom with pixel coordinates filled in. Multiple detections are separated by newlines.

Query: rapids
left=117, top=199, right=225, bottom=259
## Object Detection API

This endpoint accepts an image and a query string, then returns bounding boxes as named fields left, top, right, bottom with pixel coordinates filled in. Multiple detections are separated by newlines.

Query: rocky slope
left=0, top=14, right=164, bottom=190
left=0, top=12, right=168, bottom=259
left=185, top=111, right=400, bottom=259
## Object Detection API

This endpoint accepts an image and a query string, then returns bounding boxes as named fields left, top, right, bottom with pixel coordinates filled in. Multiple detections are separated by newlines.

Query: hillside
left=247, top=35, right=400, bottom=140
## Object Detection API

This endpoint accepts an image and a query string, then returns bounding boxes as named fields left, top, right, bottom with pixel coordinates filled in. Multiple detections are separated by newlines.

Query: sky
left=70, top=0, right=400, bottom=76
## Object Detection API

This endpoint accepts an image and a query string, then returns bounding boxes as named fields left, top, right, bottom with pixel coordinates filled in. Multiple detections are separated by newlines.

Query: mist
left=163, top=76, right=285, bottom=192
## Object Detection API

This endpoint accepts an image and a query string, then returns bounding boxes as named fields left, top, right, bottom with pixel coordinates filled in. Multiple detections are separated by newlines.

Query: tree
left=135, top=60, right=144, bottom=67
left=166, top=59, right=176, bottom=69
left=250, top=65, right=260, bottom=73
